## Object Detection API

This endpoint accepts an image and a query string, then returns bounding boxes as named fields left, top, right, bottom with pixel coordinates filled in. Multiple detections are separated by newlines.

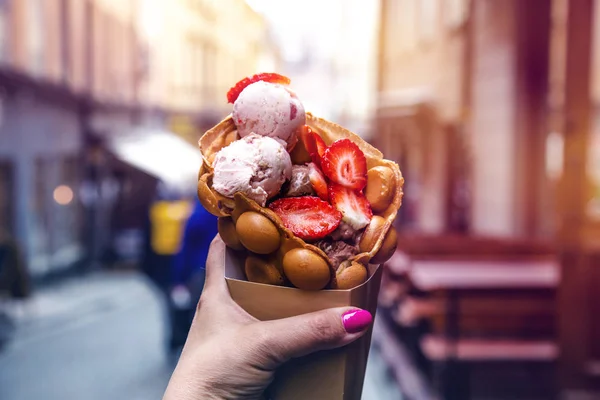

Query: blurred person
left=167, top=198, right=218, bottom=352
left=0, top=229, right=30, bottom=300
left=140, top=182, right=191, bottom=293
left=163, top=236, right=373, bottom=400
left=0, top=229, right=28, bottom=351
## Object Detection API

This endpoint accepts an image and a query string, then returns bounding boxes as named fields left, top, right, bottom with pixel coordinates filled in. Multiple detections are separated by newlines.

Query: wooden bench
left=396, top=234, right=556, bottom=261
left=422, top=335, right=558, bottom=400
left=421, top=335, right=558, bottom=362
left=379, top=235, right=561, bottom=399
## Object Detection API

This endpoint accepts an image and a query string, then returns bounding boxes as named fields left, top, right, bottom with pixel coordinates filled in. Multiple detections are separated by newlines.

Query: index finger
left=203, top=234, right=229, bottom=296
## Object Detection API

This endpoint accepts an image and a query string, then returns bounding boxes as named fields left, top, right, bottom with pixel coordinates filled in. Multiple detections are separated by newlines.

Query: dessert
left=235, top=211, right=281, bottom=254
left=358, top=215, right=399, bottom=263
left=334, top=261, right=368, bottom=290
left=269, top=197, right=342, bottom=240
left=365, top=166, right=397, bottom=213
left=230, top=73, right=305, bottom=147
left=217, top=217, right=243, bottom=251
left=282, top=248, right=331, bottom=290
left=245, top=255, right=285, bottom=286
left=283, top=165, right=315, bottom=197
left=212, top=134, right=292, bottom=206
left=198, top=73, right=404, bottom=291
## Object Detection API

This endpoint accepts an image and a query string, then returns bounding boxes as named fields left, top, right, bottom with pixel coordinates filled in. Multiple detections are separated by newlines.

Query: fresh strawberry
left=227, top=73, right=291, bottom=103
left=308, top=163, right=329, bottom=201
left=329, top=184, right=373, bottom=230
left=299, top=125, right=327, bottom=167
left=321, top=139, right=367, bottom=190
left=314, top=133, right=327, bottom=158
left=269, top=197, right=341, bottom=240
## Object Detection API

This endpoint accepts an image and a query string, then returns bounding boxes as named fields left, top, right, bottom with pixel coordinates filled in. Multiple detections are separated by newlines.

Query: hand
left=163, top=235, right=373, bottom=400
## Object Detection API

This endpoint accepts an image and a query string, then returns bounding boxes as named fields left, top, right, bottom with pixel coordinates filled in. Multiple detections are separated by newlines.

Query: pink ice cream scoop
left=212, top=134, right=292, bottom=206
left=232, top=81, right=305, bottom=146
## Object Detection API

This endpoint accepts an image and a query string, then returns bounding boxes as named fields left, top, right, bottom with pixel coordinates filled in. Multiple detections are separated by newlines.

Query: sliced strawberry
left=269, top=197, right=341, bottom=241
left=329, top=184, right=373, bottom=230
left=321, top=139, right=367, bottom=190
left=227, top=73, right=291, bottom=103
left=299, top=126, right=327, bottom=167
left=308, top=163, right=329, bottom=201
left=314, top=134, right=327, bottom=158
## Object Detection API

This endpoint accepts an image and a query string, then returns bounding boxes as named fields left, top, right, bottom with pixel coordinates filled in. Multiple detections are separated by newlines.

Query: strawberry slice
left=299, top=126, right=327, bottom=167
left=269, top=197, right=341, bottom=241
left=308, top=163, right=329, bottom=201
left=227, top=73, right=291, bottom=103
left=314, top=134, right=327, bottom=159
left=329, top=184, right=373, bottom=230
left=321, top=139, right=367, bottom=190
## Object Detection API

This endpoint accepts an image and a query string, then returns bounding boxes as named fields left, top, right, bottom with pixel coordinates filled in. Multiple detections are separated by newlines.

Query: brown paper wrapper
left=224, top=247, right=383, bottom=400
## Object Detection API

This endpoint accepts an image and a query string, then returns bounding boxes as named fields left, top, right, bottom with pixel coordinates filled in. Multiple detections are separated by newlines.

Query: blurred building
left=251, top=0, right=380, bottom=139
left=0, top=0, right=272, bottom=278
left=376, top=0, right=555, bottom=239
left=376, top=0, right=600, bottom=395
left=329, top=0, right=380, bottom=139
left=136, top=0, right=275, bottom=143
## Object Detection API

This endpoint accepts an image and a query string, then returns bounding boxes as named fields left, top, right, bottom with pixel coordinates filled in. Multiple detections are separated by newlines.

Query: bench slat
left=422, top=335, right=559, bottom=362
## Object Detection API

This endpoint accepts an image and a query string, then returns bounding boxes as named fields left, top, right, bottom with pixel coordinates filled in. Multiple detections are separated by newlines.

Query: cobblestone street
left=0, top=272, right=403, bottom=400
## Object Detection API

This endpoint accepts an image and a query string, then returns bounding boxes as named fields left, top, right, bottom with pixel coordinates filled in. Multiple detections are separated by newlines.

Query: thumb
left=250, top=307, right=373, bottom=369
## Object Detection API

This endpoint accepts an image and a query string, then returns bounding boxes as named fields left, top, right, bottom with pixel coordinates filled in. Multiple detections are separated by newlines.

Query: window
left=203, top=43, right=216, bottom=101
left=26, top=0, right=45, bottom=76
left=399, top=0, right=417, bottom=52
left=0, top=160, right=13, bottom=235
left=419, top=0, right=439, bottom=42
left=444, top=0, right=468, bottom=29
left=589, top=4, right=600, bottom=220
left=32, top=157, right=51, bottom=262
left=0, top=1, right=10, bottom=64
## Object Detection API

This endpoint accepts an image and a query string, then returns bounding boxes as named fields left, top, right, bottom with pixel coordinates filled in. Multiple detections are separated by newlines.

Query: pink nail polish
left=342, top=309, right=372, bottom=333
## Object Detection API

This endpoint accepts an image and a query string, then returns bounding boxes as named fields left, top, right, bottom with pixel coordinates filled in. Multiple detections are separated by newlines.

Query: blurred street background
left=1, top=0, right=600, bottom=399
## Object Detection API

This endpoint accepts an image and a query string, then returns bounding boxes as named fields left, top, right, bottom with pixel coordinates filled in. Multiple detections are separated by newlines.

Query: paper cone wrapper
left=224, top=246, right=384, bottom=400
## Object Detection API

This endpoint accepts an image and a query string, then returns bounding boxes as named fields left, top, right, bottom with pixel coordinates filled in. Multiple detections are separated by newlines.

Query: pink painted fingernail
left=342, top=309, right=373, bottom=333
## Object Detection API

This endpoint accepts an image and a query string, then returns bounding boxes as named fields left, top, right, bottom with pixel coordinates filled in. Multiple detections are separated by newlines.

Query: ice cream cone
left=197, top=99, right=404, bottom=398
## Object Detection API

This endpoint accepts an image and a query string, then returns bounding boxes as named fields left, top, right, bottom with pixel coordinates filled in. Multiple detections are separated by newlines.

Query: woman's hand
left=163, top=236, right=373, bottom=400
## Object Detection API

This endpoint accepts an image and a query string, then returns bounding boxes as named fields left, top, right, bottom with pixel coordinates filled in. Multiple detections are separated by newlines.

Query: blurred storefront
left=0, top=93, right=83, bottom=278
left=376, top=0, right=553, bottom=239
left=0, top=0, right=272, bottom=279
left=376, top=0, right=600, bottom=395
left=0, top=0, right=86, bottom=278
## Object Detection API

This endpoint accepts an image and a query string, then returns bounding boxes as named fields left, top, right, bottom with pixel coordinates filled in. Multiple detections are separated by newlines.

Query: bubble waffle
left=197, top=111, right=404, bottom=290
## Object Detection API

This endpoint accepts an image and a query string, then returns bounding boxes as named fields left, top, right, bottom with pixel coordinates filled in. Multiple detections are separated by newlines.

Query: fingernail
left=342, top=309, right=372, bottom=333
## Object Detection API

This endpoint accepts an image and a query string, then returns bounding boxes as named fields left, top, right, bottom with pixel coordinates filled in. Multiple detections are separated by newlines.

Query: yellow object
left=150, top=200, right=192, bottom=255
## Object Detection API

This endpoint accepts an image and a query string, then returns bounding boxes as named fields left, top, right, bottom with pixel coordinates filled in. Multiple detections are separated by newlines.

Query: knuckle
left=246, top=326, right=283, bottom=366
left=195, top=289, right=217, bottom=313
left=308, top=312, right=345, bottom=346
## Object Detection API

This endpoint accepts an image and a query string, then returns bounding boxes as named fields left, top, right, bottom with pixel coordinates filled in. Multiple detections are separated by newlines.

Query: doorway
left=0, top=160, right=13, bottom=236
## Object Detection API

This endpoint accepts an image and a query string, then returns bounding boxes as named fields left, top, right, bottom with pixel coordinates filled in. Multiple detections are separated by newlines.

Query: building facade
left=376, top=0, right=470, bottom=234
left=136, top=0, right=274, bottom=143
left=377, top=0, right=600, bottom=393
left=0, top=0, right=272, bottom=277
left=376, top=0, right=556, bottom=239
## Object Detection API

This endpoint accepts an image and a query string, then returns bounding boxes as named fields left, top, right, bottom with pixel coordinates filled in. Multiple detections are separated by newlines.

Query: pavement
left=0, top=271, right=404, bottom=400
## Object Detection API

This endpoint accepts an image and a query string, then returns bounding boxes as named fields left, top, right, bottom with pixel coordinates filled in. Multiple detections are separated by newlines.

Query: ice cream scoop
left=212, top=134, right=292, bottom=206
left=232, top=81, right=305, bottom=145
left=283, top=165, right=315, bottom=197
